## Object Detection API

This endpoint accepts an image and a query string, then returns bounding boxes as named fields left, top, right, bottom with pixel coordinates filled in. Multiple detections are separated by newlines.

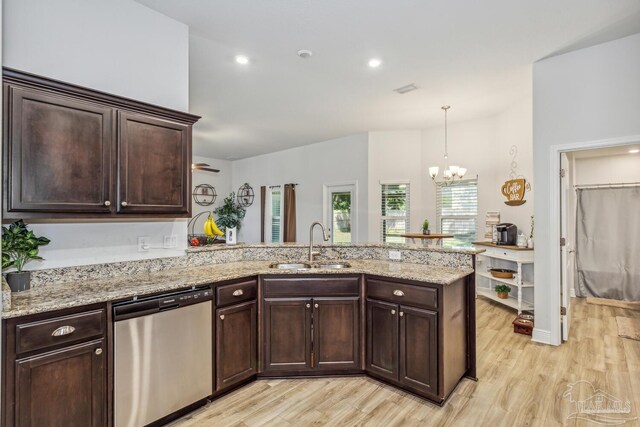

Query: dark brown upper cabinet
left=117, top=111, right=190, bottom=215
left=2, top=67, right=199, bottom=220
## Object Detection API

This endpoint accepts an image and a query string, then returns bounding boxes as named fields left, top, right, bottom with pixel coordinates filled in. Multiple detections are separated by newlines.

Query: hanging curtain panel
left=575, top=186, right=640, bottom=301
left=283, top=184, right=297, bottom=242
left=260, top=186, right=266, bottom=243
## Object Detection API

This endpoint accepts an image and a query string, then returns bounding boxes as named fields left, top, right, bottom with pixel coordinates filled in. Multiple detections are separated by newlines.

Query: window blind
left=380, top=183, right=410, bottom=243
left=436, top=179, right=477, bottom=248
left=270, top=189, right=282, bottom=243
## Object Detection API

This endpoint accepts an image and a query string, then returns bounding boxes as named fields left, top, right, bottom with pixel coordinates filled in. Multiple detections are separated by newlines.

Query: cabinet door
left=5, top=86, right=114, bottom=213
left=399, top=305, right=438, bottom=395
left=216, top=300, right=257, bottom=391
left=263, top=298, right=312, bottom=373
left=313, top=297, right=359, bottom=371
left=366, top=299, right=398, bottom=381
left=14, top=339, right=105, bottom=427
left=117, top=111, right=190, bottom=215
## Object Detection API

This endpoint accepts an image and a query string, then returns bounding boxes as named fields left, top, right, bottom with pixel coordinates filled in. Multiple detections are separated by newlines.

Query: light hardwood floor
left=171, top=298, right=640, bottom=426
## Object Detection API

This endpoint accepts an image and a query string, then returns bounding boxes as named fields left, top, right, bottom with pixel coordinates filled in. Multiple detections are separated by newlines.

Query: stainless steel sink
left=269, top=262, right=312, bottom=270
left=313, top=261, right=352, bottom=269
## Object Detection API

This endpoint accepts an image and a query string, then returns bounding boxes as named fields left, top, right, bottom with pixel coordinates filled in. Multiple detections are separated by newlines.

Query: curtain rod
left=268, top=183, right=299, bottom=189
left=574, top=182, right=640, bottom=190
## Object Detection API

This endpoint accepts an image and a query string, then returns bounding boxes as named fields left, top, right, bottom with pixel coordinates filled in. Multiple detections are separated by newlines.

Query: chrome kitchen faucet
left=309, top=221, right=330, bottom=262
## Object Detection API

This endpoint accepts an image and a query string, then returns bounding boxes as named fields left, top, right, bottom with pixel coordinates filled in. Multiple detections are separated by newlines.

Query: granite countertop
left=2, top=260, right=474, bottom=319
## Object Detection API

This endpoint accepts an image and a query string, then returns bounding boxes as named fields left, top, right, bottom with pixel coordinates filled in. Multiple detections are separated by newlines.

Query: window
left=436, top=179, right=478, bottom=248
left=266, top=186, right=282, bottom=243
left=380, top=183, right=410, bottom=243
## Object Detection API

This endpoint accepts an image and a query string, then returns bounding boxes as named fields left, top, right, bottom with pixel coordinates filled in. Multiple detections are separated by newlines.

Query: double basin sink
left=269, top=261, right=351, bottom=270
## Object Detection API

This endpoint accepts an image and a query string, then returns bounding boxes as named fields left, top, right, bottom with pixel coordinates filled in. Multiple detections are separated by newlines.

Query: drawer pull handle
left=233, top=289, right=244, bottom=296
left=104, top=200, right=111, bottom=206
left=52, top=326, right=76, bottom=337
left=95, top=348, right=103, bottom=355
left=121, top=201, right=128, bottom=207
left=393, top=290, right=405, bottom=297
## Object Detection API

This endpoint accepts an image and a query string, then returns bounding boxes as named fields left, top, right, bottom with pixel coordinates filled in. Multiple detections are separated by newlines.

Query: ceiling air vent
left=394, top=84, right=418, bottom=94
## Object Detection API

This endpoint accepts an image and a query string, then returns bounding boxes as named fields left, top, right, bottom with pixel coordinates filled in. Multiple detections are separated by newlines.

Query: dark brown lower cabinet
left=215, top=300, right=257, bottom=391
left=15, top=339, right=105, bottom=427
left=263, top=298, right=312, bottom=373
left=366, top=298, right=438, bottom=397
left=365, top=299, right=398, bottom=381
left=313, top=297, right=359, bottom=371
left=399, top=305, right=438, bottom=395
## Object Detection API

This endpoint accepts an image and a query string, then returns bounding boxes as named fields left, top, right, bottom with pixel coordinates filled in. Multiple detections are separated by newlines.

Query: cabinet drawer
left=16, top=309, right=105, bottom=354
left=263, top=276, right=360, bottom=297
left=216, top=279, right=257, bottom=307
left=367, top=279, right=438, bottom=310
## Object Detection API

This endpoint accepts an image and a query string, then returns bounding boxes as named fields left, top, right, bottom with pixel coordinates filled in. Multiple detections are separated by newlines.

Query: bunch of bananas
left=204, top=214, right=225, bottom=238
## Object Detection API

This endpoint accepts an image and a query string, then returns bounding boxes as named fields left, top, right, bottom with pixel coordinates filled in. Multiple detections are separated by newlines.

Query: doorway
left=323, top=183, right=358, bottom=244
left=554, top=136, right=640, bottom=343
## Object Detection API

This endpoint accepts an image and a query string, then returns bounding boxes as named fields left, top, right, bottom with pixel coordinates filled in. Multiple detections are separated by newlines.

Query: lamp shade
left=429, top=166, right=439, bottom=178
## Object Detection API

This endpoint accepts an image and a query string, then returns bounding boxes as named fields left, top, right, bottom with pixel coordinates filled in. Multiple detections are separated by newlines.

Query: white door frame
left=323, top=181, right=358, bottom=243
left=547, top=134, right=640, bottom=345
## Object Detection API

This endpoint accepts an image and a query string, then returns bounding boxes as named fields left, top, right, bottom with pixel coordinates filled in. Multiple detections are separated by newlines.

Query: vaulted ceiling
left=136, top=0, right=640, bottom=159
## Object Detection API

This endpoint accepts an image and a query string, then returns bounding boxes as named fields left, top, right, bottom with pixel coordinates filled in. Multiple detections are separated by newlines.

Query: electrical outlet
left=138, top=236, right=150, bottom=252
left=163, top=235, right=177, bottom=249
left=388, top=250, right=401, bottom=260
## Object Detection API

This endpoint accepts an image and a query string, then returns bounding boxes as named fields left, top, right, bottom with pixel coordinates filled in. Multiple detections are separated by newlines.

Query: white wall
left=574, top=154, right=640, bottom=185
left=368, top=87, right=534, bottom=244
left=533, top=33, right=640, bottom=344
left=232, top=134, right=369, bottom=243
left=190, top=155, right=233, bottom=234
left=3, top=0, right=192, bottom=269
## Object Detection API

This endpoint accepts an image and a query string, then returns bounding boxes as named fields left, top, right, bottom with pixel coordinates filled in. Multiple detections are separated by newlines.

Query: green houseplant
left=332, top=193, right=351, bottom=232
left=422, top=219, right=430, bottom=235
left=2, top=220, right=50, bottom=292
left=213, top=192, right=246, bottom=232
left=494, top=284, right=511, bottom=299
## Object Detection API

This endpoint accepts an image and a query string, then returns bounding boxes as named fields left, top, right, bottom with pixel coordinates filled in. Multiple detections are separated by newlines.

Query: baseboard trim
left=532, top=328, right=552, bottom=345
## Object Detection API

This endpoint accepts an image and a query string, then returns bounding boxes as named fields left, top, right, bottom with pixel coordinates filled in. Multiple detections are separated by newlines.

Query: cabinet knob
left=121, top=201, right=128, bottom=207
left=95, top=348, right=103, bottom=355
left=306, top=303, right=311, bottom=308
left=104, top=200, right=111, bottom=206
left=220, top=314, right=225, bottom=320
left=393, top=290, right=405, bottom=297
left=314, top=303, right=319, bottom=308
left=232, top=289, right=244, bottom=297
left=399, top=312, right=404, bottom=317
left=391, top=309, right=396, bottom=315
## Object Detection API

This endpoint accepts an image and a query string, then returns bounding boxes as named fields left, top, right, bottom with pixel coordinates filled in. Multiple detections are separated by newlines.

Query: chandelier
left=429, top=105, right=466, bottom=185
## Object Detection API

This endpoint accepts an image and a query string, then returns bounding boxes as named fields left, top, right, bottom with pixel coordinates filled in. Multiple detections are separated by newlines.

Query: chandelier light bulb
left=429, top=166, right=439, bottom=179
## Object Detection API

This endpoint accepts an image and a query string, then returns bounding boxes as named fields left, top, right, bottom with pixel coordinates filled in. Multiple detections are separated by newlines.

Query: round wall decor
left=237, top=183, right=254, bottom=207
left=193, top=184, right=217, bottom=206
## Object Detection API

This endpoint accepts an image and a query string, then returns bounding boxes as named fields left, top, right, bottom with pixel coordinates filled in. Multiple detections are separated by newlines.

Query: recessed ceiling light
left=368, top=58, right=382, bottom=68
left=297, top=49, right=313, bottom=59
left=629, top=148, right=640, bottom=154
left=235, top=55, right=249, bottom=65
left=393, top=83, right=418, bottom=94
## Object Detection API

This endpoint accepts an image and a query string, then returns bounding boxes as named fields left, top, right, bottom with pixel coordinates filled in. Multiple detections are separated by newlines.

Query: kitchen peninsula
left=1, top=243, right=481, bottom=426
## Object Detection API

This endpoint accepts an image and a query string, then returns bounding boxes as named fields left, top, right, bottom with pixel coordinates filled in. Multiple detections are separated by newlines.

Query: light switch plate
left=163, top=235, right=177, bottom=249
left=138, top=236, right=150, bottom=252
left=388, top=250, right=401, bottom=260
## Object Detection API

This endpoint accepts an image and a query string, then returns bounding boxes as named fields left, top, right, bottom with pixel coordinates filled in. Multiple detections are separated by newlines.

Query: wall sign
left=502, top=145, right=531, bottom=206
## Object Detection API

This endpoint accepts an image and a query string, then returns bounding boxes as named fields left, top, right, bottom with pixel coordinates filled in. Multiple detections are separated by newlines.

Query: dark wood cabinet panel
left=313, top=297, right=359, bottom=370
left=263, top=298, right=312, bottom=373
left=4, top=85, right=114, bottom=213
left=117, top=111, right=190, bottom=215
left=399, top=305, right=438, bottom=395
left=216, top=300, right=257, bottom=391
left=365, top=299, right=398, bottom=381
left=15, top=339, right=105, bottom=427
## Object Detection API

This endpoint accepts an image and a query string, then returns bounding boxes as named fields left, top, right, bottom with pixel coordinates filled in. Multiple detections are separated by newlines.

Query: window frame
left=380, top=181, right=410, bottom=243
left=265, top=185, right=283, bottom=243
left=436, top=178, right=478, bottom=248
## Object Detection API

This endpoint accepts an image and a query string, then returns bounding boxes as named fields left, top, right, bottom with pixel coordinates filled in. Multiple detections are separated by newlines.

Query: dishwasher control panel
left=114, top=287, right=213, bottom=321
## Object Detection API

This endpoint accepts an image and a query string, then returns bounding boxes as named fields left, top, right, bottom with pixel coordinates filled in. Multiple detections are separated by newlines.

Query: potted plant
left=2, top=220, right=50, bottom=292
left=213, top=192, right=246, bottom=244
left=422, top=219, right=430, bottom=235
left=495, top=284, right=511, bottom=299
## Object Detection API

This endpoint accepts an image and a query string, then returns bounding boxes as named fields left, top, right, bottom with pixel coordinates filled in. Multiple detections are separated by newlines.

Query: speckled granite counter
left=2, top=259, right=474, bottom=319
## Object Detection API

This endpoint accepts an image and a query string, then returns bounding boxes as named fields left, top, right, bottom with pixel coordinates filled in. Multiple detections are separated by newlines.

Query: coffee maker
left=496, top=223, right=517, bottom=246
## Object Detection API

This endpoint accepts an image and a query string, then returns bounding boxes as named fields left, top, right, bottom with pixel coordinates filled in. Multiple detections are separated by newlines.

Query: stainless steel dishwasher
left=113, top=287, right=213, bottom=427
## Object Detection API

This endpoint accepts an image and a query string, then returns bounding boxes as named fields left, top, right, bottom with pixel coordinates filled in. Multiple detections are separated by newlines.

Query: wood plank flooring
left=170, top=298, right=640, bottom=426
